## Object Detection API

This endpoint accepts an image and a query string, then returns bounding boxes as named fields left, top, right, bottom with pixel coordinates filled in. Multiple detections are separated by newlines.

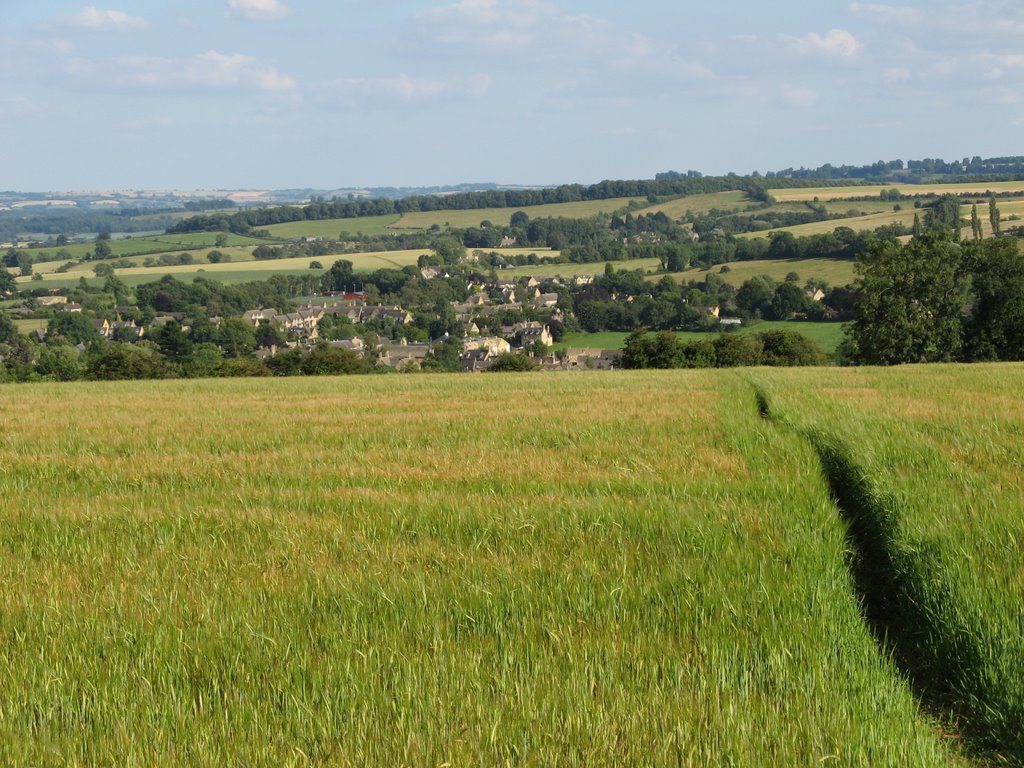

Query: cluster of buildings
left=235, top=274, right=618, bottom=372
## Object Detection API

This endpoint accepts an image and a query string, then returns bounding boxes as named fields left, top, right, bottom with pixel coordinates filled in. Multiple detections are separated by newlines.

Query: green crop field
left=17, top=249, right=430, bottom=289
left=12, top=318, right=47, bottom=334
left=739, top=209, right=921, bottom=239
left=636, top=191, right=751, bottom=218
left=262, top=215, right=403, bottom=239
left=555, top=321, right=847, bottom=355
left=754, top=364, right=1024, bottom=763
left=821, top=200, right=912, bottom=215
left=24, top=233, right=275, bottom=263
left=670, top=257, right=856, bottom=288
left=0, top=371, right=980, bottom=765
left=391, top=197, right=645, bottom=230
left=504, top=257, right=661, bottom=279
left=770, top=181, right=1024, bottom=202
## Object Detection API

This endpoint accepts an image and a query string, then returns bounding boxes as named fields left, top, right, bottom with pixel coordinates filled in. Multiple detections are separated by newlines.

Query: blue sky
left=2, top=1, right=1023, bottom=190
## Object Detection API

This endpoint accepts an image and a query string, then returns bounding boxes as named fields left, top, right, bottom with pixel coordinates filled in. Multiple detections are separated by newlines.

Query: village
left=0, top=247, right=843, bottom=381
left=231, top=271, right=624, bottom=372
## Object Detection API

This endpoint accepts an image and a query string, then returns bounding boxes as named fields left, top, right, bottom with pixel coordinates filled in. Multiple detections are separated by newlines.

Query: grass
left=669, top=257, right=856, bottom=288
left=755, top=365, right=1024, bottom=763
left=262, top=215, right=403, bottom=239
left=12, top=318, right=47, bottom=334
left=554, top=321, right=847, bottom=355
left=503, top=257, right=662, bottom=279
left=24, top=233, right=275, bottom=263
left=391, top=198, right=646, bottom=230
left=636, top=191, right=751, bottom=218
left=0, top=372, right=967, bottom=765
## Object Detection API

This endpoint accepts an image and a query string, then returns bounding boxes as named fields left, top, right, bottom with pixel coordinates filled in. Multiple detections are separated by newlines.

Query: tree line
left=847, top=233, right=1024, bottom=364
left=164, top=177, right=793, bottom=235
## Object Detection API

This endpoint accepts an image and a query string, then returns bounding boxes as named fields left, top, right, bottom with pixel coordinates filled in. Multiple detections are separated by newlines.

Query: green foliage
left=47, top=312, right=105, bottom=346
left=486, top=352, right=540, bottom=372
left=621, top=330, right=682, bottom=369
left=35, top=342, right=86, bottom=381
left=0, top=268, right=15, bottom=295
left=962, top=237, right=1024, bottom=361
left=758, top=329, right=829, bottom=366
left=300, top=344, right=372, bottom=375
left=86, top=342, right=174, bottom=380
left=924, top=195, right=963, bottom=241
left=321, top=259, right=355, bottom=292
left=849, top=234, right=966, bottom=364
left=422, top=337, right=463, bottom=372
left=989, top=196, right=1001, bottom=237
left=622, top=328, right=827, bottom=369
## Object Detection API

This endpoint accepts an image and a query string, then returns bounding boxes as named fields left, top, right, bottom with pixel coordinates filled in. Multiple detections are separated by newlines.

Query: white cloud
left=884, top=67, right=910, bottom=84
left=415, top=0, right=709, bottom=80
left=55, top=6, right=149, bottom=32
left=992, top=53, right=1024, bottom=68
left=122, top=50, right=296, bottom=92
left=782, top=85, right=818, bottom=107
left=227, top=0, right=291, bottom=22
left=783, top=29, right=863, bottom=59
left=985, top=86, right=1022, bottom=104
left=848, top=3, right=921, bottom=24
left=335, top=74, right=492, bottom=100
left=0, top=95, right=36, bottom=118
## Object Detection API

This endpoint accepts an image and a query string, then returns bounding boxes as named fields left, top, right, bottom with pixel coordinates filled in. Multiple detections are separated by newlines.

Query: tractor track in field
left=753, top=385, right=1024, bottom=767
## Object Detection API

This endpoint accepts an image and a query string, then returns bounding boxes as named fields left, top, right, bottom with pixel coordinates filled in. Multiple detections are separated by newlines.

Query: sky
left=1, top=1, right=1023, bottom=191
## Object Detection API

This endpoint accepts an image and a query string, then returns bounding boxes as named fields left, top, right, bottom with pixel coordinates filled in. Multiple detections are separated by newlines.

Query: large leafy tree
left=849, top=233, right=967, bottom=364
left=962, top=237, right=1024, bottom=361
left=0, top=267, right=15, bottom=295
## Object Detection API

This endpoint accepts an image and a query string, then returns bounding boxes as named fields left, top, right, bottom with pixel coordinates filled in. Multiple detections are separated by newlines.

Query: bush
left=486, top=352, right=539, bottom=372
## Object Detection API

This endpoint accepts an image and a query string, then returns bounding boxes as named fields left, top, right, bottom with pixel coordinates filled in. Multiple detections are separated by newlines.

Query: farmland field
left=390, top=197, right=646, bottom=230
left=0, top=371, right=988, bottom=765
left=739, top=209, right=921, bottom=239
left=504, top=256, right=661, bottom=279
left=669, top=257, right=856, bottom=287
left=635, top=191, right=751, bottom=218
left=263, top=215, right=402, bottom=239
left=16, top=249, right=430, bottom=289
left=770, top=181, right=1024, bottom=202
left=23, top=233, right=275, bottom=263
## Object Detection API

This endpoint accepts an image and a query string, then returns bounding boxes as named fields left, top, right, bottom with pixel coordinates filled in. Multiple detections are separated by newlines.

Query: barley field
left=755, top=364, right=1024, bottom=763
left=0, top=372, right=972, bottom=766
left=770, top=181, right=1024, bottom=202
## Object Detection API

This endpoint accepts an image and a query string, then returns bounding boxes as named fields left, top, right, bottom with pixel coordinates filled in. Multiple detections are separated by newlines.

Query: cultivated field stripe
left=754, top=381, right=1023, bottom=766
